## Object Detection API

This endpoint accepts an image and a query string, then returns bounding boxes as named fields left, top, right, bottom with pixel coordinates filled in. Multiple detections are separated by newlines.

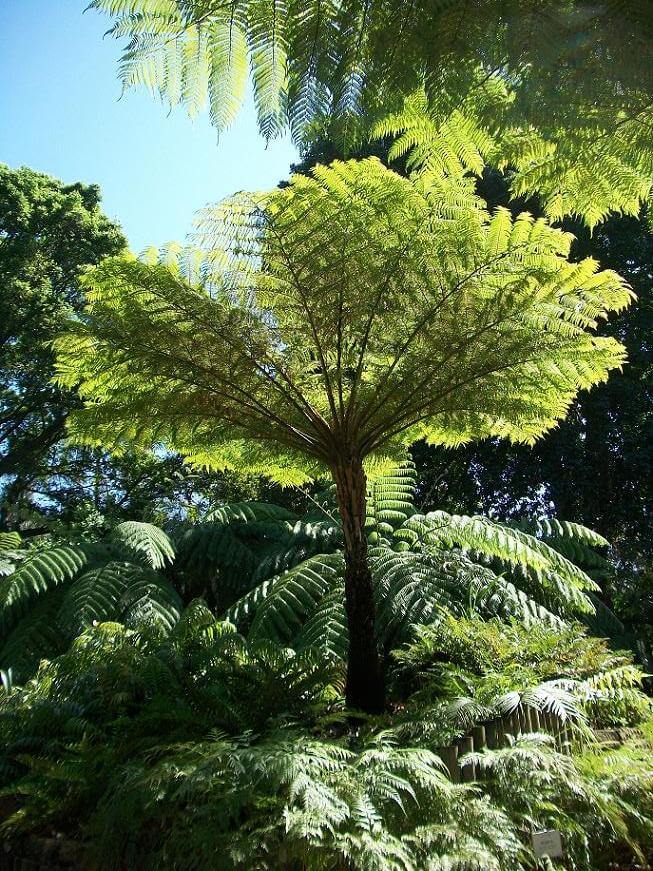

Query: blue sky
left=0, top=0, right=298, bottom=251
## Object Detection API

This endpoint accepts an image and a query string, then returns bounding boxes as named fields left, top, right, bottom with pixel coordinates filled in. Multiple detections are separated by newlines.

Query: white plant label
left=532, top=829, right=564, bottom=858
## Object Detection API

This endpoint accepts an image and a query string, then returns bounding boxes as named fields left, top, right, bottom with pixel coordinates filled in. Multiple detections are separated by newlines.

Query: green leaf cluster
left=55, top=157, right=632, bottom=486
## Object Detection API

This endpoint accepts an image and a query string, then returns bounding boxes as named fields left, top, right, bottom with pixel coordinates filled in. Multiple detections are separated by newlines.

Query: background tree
left=55, top=157, right=630, bottom=711
left=0, top=165, right=296, bottom=533
left=0, top=165, right=125, bottom=526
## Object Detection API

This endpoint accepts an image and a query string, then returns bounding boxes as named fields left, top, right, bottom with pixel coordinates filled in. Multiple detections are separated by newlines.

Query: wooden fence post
left=439, top=745, right=460, bottom=783
left=458, top=735, right=475, bottom=782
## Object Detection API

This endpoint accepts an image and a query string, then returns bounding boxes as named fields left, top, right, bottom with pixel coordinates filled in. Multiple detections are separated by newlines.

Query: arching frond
left=0, top=545, right=94, bottom=634
left=247, top=553, right=343, bottom=645
left=58, top=560, right=181, bottom=637
left=204, top=502, right=297, bottom=524
left=110, top=520, right=176, bottom=569
left=398, top=511, right=599, bottom=615
left=511, top=518, right=611, bottom=574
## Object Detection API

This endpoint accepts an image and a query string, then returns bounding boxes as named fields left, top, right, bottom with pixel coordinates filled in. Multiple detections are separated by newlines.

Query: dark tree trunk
left=332, top=452, right=386, bottom=714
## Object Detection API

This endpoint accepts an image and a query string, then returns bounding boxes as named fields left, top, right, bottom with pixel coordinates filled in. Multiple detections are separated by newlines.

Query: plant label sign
left=532, top=830, right=564, bottom=858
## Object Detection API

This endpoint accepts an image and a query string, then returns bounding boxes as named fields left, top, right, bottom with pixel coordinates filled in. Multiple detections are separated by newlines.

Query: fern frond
left=247, top=553, right=343, bottom=644
left=0, top=590, right=66, bottom=680
left=0, top=545, right=93, bottom=634
left=295, top=584, right=347, bottom=661
left=398, top=512, right=599, bottom=616
left=110, top=521, right=175, bottom=569
left=58, top=560, right=181, bottom=637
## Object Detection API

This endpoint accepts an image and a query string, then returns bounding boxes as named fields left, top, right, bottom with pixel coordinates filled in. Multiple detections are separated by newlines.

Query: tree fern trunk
left=332, top=453, right=385, bottom=714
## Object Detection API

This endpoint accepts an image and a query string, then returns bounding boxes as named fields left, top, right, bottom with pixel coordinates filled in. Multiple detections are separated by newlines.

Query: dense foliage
left=3, top=4, right=653, bottom=865
left=0, top=597, right=651, bottom=869
left=3, top=468, right=653, bottom=868
left=2, top=464, right=630, bottom=679
left=0, top=165, right=125, bottom=526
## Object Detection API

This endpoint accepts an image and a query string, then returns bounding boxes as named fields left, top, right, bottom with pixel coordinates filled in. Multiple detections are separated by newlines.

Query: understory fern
left=0, top=463, right=634, bottom=685
left=224, top=462, right=627, bottom=663
left=0, top=523, right=181, bottom=680
left=0, top=606, right=650, bottom=870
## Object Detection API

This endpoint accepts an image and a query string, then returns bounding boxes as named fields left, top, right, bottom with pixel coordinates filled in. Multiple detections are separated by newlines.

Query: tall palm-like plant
left=55, top=152, right=630, bottom=711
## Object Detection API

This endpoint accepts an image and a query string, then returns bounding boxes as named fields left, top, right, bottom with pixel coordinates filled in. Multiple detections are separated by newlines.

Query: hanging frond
left=92, top=2, right=653, bottom=224
left=510, top=518, right=611, bottom=574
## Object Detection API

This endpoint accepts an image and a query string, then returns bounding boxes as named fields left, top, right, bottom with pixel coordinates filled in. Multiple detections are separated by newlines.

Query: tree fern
left=56, top=153, right=632, bottom=710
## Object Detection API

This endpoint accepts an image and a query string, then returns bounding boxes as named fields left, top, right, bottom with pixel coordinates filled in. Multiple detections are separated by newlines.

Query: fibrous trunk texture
left=332, top=453, right=385, bottom=714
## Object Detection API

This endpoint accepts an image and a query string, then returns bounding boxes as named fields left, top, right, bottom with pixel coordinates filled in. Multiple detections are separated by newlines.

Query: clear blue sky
left=0, top=0, right=298, bottom=251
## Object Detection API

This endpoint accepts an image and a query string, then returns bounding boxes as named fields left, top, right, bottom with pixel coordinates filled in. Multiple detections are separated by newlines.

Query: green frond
left=0, top=533, right=22, bottom=554
left=247, top=553, right=343, bottom=645
left=119, top=568, right=182, bottom=632
left=204, top=502, right=296, bottom=524
left=398, top=512, right=599, bottom=616
left=58, top=560, right=181, bottom=637
left=0, top=533, right=23, bottom=578
left=511, top=518, right=611, bottom=574
left=295, top=584, right=347, bottom=661
left=0, top=590, right=66, bottom=681
left=56, top=157, right=631, bottom=488
left=583, top=592, right=629, bottom=643
left=92, top=3, right=653, bottom=227
left=252, top=519, right=342, bottom=582
left=497, top=682, right=584, bottom=724
left=224, top=551, right=343, bottom=630
left=0, top=545, right=94, bottom=634
left=367, top=461, right=418, bottom=543
left=373, top=81, right=653, bottom=227
left=110, top=520, right=176, bottom=569
left=174, top=520, right=263, bottom=594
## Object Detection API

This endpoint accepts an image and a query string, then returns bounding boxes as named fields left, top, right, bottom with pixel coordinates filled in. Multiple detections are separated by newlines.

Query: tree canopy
left=55, top=158, right=631, bottom=482
left=0, top=165, right=125, bottom=526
